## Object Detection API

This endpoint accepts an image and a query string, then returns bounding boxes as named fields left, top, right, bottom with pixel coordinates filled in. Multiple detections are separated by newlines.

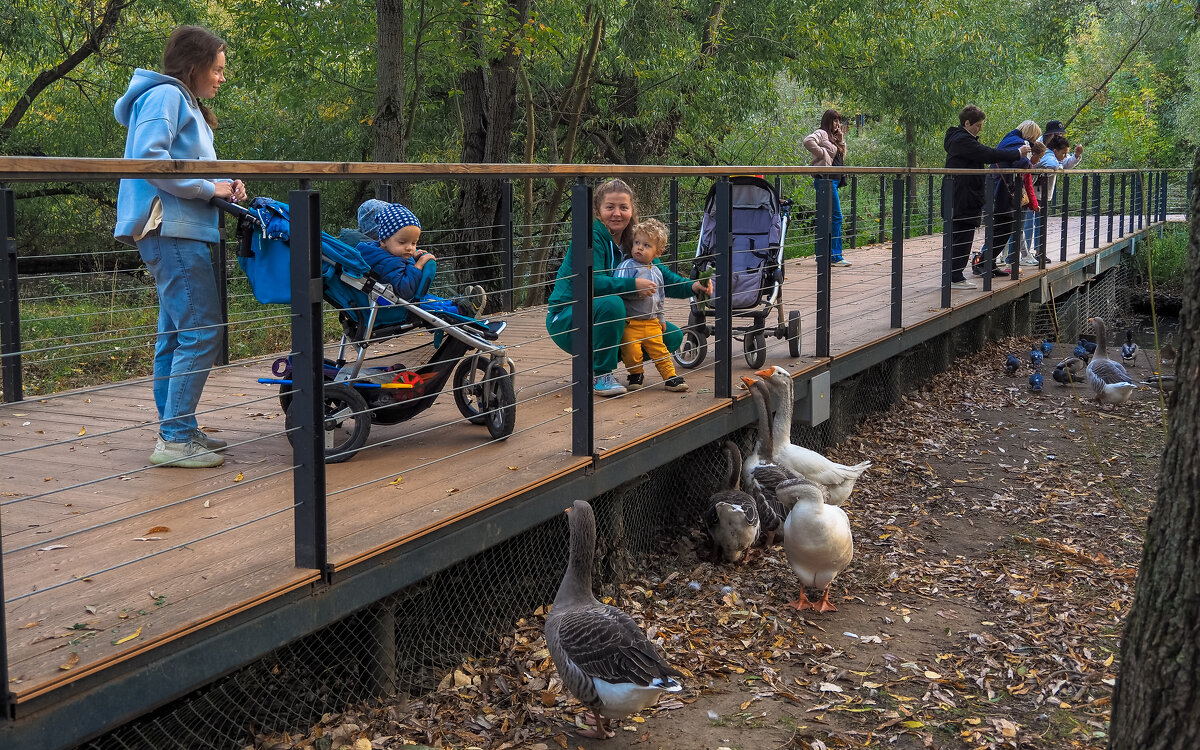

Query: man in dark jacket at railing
left=943, top=105, right=1029, bottom=289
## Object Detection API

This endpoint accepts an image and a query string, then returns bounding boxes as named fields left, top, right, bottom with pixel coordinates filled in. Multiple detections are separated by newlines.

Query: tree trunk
left=1109, top=151, right=1200, bottom=748
left=454, top=0, right=530, bottom=302
left=373, top=0, right=406, bottom=200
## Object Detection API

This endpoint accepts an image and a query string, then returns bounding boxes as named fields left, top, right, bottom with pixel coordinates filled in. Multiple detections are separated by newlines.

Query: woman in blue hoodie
left=114, top=26, right=246, bottom=468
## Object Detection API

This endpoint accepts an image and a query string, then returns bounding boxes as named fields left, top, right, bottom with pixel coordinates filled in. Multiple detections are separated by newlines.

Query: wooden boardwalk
left=0, top=215, right=1167, bottom=706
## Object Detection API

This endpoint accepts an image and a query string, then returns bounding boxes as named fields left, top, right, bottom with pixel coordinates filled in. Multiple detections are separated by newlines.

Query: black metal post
left=668, top=177, right=679, bottom=265
left=214, top=228, right=229, bottom=366
left=1119, top=173, right=1126, bottom=237
left=0, top=188, right=20, bottom=403
left=714, top=177, right=733, bottom=398
left=1136, top=173, right=1143, bottom=229
left=1038, top=176, right=1049, bottom=270
left=1160, top=170, right=1168, bottom=222
left=877, top=175, right=887, bottom=244
left=288, top=183, right=328, bottom=573
left=940, top=177, right=953, bottom=308
left=570, top=179, right=594, bottom=457
left=500, top=179, right=514, bottom=312
left=377, top=181, right=391, bottom=202
left=1107, top=174, right=1114, bottom=243
left=926, top=175, right=934, bottom=236
left=1079, top=173, right=1088, bottom=255
left=1092, top=174, right=1100, bottom=249
left=982, top=174, right=995, bottom=292
left=815, top=179, right=832, bottom=357
left=890, top=177, right=904, bottom=328
left=848, top=175, right=858, bottom=249
left=1060, top=174, right=1069, bottom=262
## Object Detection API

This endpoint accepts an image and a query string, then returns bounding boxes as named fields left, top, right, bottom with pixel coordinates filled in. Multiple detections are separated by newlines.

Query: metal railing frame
left=0, top=158, right=1190, bottom=729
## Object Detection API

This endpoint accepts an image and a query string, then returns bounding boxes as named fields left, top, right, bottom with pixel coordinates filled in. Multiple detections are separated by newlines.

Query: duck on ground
left=703, top=441, right=760, bottom=563
left=1072, top=342, right=1092, bottom=362
left=1121, top=330, right=1138, bottom=362
left=1160, top=338, right=1177, bottom=370
left=1140, top=374, right=1176, bottom=393
left=545, top=500, right=683, bottom=739
left=1005, top=353, right=1020, bottom=376
left=740, top=376, right=802, bottom=545
left=1030, top=347, right=1044, bottom=368
left=781, top=478, right=854, bottom=612
left=1085, top=317, right=1139, bottom=406
left=1029, top=371, right=1043, bottom=393
left=1052, top=357, right=1087, bottom=385
left=755, top=366, right=871, bottom=506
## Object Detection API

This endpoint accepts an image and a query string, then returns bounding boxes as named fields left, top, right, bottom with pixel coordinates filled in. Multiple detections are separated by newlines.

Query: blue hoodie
left=113, top=69, right=223, bottom=245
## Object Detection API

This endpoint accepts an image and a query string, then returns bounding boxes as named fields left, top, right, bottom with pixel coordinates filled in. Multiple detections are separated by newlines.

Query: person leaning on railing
left=942, top=105, right=1030, bottom=291
left=113, top=25, right=247, bottom=469
left=544, top=178, right=712, bottom=397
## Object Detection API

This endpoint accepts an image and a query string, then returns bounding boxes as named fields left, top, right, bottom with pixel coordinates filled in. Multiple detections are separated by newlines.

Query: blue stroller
left=673, top=176, right=799, bottom=370
left=224, top=198, right=516, bottom=463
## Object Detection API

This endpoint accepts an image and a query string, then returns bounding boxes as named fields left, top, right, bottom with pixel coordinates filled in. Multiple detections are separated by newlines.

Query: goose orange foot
left=785, top=589, right=815, bottom=610
left=814, top=586, right=839, bottom=612
left=577, top=711, right=615, bottom=739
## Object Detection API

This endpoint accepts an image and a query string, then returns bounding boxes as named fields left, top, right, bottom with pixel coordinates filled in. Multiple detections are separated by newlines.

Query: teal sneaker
left=592, top=373, right=627, bottom=397
left=150, top=437, right=225, bottom=468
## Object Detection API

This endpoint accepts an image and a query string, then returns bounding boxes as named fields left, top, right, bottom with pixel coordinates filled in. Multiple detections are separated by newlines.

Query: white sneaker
left=150, top=437, right=225, bottom=468
left=950, top=279, right=976, bottom=290
left=831, top=259, right=852, bottom=267
left=1020, top=257, right=1039, bottom=266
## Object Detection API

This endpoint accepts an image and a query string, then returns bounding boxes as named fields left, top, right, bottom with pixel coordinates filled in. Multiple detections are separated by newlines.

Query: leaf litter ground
left=258, top=339, right=1167, bottom=750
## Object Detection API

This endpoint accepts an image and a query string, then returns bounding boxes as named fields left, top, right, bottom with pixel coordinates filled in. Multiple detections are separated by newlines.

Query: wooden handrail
left=0, top=155, right=1183, bottom=182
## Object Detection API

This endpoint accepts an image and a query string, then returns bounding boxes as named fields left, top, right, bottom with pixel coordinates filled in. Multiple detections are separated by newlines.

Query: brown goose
left=1085, top=317, right=1138, bottom=405
left=545, top=500, right=682, bottom=739
left=740, top=376, right=799, bottom=545
left=703, top=441, right=760, bottom=563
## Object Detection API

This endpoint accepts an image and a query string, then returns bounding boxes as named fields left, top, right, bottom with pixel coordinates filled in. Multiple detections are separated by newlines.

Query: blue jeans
left=138, top=235, right=222, bottom=443
left=1023, top=211, right=1039, bottom=256
left=828, top=178, right=844, bottom=262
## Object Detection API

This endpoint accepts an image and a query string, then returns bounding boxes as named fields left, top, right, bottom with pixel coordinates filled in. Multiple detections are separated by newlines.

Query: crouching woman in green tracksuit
left=545, top=178, right=711, bottom=397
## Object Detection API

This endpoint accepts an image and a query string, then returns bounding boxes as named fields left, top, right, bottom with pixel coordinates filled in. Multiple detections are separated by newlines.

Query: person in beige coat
left=803, top=109, right=849, bottom=266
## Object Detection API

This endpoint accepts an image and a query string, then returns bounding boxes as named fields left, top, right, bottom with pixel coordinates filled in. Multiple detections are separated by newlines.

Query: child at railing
left=356, top=203, right=486, bottom=318
left=614, top=219, right=690, bottom=392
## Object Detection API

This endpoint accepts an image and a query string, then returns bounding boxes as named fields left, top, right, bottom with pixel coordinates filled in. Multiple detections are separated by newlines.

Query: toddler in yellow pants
left=614, top=219, right=689, bottom=393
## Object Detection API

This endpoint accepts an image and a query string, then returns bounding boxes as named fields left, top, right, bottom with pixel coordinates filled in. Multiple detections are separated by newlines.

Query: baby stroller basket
left=217, top=197, right=517, bottom=463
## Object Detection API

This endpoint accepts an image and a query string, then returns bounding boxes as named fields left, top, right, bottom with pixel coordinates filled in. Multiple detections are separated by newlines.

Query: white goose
left=1085, top=317, right=1139, bottom=406
left=703, top=441, right=760, bottom=563
left=739, top=376, right=798, bottom=544
left=545, top=500, right=683, bottom=739
left=756, top=366, right=871, bottom=506
left=781, top=478, right=854, bottom=612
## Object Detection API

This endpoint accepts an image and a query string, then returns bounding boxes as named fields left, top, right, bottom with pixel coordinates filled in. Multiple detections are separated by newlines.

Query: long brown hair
left=162, top=25, right=226, bottom=129
left=592, top=178, right=639, bottom=252
left=820, top=108, right=844, bottom=156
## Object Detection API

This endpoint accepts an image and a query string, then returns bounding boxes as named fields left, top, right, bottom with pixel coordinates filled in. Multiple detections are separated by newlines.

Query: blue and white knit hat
left=356, top=199, right=389, bottom=239
left=375, top=203, right=422, bottom=241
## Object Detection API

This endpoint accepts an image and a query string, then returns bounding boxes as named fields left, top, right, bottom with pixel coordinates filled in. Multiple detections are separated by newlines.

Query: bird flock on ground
left=545, top=364, right=871, bottom=738
left=1012, top=316, right=1177, bottom=406
left=544, top=320, right=1179, bottom=738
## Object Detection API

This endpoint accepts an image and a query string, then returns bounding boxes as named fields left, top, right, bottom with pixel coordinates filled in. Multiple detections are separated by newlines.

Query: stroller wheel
left=484, top=362, right=517, bottom=440
left=673, top=327, right=708, bottom=370
left=743, top=329, right=767, bottom=369
left=787, top=310, right=801, bottom=358
left=453, top=355, right=492, bottom=425
left=284, top=383, right=370, bottom=464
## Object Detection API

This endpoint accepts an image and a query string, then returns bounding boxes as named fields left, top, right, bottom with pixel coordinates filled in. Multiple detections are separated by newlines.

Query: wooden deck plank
left=0, top=216, right=1153, bottom=698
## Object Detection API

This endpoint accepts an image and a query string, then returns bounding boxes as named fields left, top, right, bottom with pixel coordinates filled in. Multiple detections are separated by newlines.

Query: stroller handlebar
left=211, top=196, right=252, bottom=219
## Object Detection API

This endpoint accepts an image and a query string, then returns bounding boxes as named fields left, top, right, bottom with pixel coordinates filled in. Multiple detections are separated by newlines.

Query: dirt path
left=265, top=338, right=1166, bottom=750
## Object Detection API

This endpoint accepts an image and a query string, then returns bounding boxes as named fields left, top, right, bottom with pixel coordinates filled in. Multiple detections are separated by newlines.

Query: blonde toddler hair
left=632, top=218, right=669, bottom=256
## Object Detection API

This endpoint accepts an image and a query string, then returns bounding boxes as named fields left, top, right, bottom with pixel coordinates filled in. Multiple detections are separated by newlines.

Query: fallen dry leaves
left=248, top=337, right=1163, bottom=750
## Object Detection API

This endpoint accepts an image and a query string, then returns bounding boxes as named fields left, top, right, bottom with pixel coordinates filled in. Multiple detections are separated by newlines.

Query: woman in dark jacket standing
left=942, top=105, right=1029, bottom=289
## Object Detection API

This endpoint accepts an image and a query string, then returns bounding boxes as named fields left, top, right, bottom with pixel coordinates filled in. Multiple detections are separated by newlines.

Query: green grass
left=11, top=273, right=341, bottom=396
left=1133, top=225, right=1189, bottom=290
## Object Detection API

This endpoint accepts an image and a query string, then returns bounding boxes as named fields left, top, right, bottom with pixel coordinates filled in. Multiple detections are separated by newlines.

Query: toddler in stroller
left=225, top=196, right=516, bottom=463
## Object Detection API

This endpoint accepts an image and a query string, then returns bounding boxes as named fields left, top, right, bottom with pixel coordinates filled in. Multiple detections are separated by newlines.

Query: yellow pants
left=620, top=318, right=677, bottom=380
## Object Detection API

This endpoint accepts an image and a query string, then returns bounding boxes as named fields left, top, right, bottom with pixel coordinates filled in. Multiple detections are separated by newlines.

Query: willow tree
left=1108, top=152, right=1200, bottom=747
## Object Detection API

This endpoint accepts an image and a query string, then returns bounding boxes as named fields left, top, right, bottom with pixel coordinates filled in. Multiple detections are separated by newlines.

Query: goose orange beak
left=755, top=367, right=774, bottom=378
left=739, top=376, right=757, bottom=388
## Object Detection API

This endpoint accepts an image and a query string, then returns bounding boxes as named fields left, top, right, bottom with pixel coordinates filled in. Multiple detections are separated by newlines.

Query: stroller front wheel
left=484, top=362, right=517, bottom=440
left=743, top=329, right=767, bottom=369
